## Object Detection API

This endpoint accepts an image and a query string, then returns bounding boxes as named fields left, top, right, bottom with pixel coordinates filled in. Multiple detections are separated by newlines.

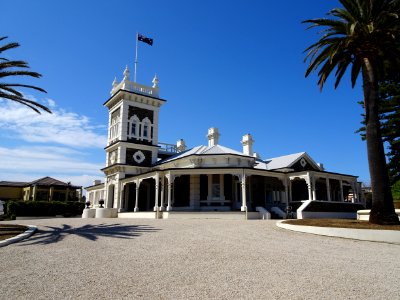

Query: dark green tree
left=0, top=36, right=50, bottom=113
left=303, top=0, right=400, bottom=224
left=380, top=77, right=400, bottom=185
left=357, top=75, right=400, bottom=186
left=392, top=180, right=400, bottom=200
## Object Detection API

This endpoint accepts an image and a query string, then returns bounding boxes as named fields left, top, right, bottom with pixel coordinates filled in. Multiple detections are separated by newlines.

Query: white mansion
left=85, top=66, right=364, bottom=218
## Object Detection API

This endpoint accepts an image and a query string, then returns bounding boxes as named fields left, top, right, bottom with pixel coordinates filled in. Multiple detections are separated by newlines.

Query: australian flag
left=138, top=34, right=153, bottom=46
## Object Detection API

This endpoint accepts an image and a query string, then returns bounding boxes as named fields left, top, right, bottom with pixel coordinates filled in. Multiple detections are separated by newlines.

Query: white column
left=240, top=174, right=247, bottom=211
left=154, top=173, right=160, bottom=211
left=353, top=181, right=359, bottom=202
left=307, top=182, right=313, bottom=201
left=340, top=180, right=344, bottom=202
left=312, top=177, right=317, bottom=200
left=160, top=176, right=165, bottom=211
left=326, top=178, right=331, bottom=201
left=166, top=174, right=174, bottom=211
left=167, top=182, right=173, bottom=211
left=118, top=184, right=124, bottom=211
left=49, top=187, right=54, bottom=201
left=134, top=180, right=140, bottom=212
left=284, top=179, right=289, bottom=204
left=306, top=173, right=313, bottom=200
left=351, top=181, right=358, bottom=203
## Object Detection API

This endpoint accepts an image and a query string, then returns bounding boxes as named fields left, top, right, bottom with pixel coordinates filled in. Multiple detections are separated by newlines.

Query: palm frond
left=0, top=83, right=46, bottom=93
left=0, top=70, right=43, bottom=79
left=0, top=93, right=51, bottom=114
left=0, top=85, right=23, bottom=96
left=0, top=41, right=19, bottom=54
left=0, top=60, right=29, bottom=70
left=0, top=36, right=50, bottom=113
left=303, top=0, right=400, bottom=91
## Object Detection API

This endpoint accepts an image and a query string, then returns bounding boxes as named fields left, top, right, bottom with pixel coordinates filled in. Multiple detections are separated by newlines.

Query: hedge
left=7, top=201, right=85, bottom=217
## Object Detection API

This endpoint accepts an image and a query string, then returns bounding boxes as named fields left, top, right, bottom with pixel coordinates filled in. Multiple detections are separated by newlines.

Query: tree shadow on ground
left=18, top=223, right=159, bottom=245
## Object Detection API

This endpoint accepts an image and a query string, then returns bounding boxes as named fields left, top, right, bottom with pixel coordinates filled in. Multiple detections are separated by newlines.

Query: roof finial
left=112, top=77, right=118, bottom=87
left=152, top=74, right=159, bottom=88
left=123, top=65, right=130, bottom=81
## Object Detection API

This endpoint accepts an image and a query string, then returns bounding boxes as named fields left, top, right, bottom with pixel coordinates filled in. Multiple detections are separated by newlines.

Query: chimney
left=176, top=139, right=187, bottom=152
left=317, top=163, right=324, bottom=171
left=93, top=180, right=101, bottom=185
left=207, top=127, right=220, bottom=147
left=241, top=133, right=254, bottom=156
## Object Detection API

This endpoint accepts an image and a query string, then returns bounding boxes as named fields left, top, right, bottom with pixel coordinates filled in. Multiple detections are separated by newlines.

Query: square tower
left=102, top=66, right=166, bottom=208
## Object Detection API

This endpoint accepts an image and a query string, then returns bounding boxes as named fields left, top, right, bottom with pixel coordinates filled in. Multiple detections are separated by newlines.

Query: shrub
left=6, top=201, right=85, bottom=217
left=7, top=201, right=20, bottom=216
left=392, top=180, right=400, bottom=201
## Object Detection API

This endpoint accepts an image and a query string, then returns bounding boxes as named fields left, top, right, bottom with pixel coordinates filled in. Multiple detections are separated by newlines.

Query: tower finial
left=112, top=77, right=118, bottom=87
left=152, top=74, right=159, bottom=88
left=123, top=65, right=130, bottom=81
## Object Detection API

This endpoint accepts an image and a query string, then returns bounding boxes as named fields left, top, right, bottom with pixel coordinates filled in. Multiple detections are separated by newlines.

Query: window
left=109, top=116, right=120, bottom=142
left=131, top=122, right=137, bottom=136
left=141, top=117, right=152, bottom=141
left=129, top=115, right=140, bottom=138
left=212, top=174, right=220, bottom=198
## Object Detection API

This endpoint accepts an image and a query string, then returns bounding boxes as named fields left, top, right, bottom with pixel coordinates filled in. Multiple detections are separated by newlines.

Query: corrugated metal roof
left=157, top=144, right=250, bottom=165
left=264, top=152, right=306, bottom=170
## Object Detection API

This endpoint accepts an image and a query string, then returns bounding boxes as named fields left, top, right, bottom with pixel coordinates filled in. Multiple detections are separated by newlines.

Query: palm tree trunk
left=362, top=58, right=399, bottom=225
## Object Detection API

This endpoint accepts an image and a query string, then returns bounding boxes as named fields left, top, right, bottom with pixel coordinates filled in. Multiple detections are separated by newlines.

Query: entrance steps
left=118, top=212, right=158, bottom=219
left=164, top=211, right=260, bottom=220
left=117, top=211, right=261, bottom=220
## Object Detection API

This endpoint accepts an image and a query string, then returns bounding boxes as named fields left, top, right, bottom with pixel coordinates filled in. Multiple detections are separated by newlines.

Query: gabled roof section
left=263, top=152, right=322, bottom=171
left=0, top=181, right=29, bottom=187
left=156, top=144, right=251, bottom=165
left=30, top=177, right=81, bottom=188
left=0, top=177, right=82, bottom=188
left=264, top=152, right=305, bottom=170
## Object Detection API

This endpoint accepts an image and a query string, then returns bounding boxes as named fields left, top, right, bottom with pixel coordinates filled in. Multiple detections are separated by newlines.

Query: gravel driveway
left=0, top=218, right=399, bottom=299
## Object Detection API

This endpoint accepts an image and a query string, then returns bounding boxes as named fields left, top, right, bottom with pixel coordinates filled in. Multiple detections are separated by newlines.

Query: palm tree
left=303, top=0, right=400, bottom=224
left=0, top=36, right=50, bottom=113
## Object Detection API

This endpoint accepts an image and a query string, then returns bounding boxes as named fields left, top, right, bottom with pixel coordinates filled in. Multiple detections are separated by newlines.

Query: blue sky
left=0, top=0, right=370, bottom=188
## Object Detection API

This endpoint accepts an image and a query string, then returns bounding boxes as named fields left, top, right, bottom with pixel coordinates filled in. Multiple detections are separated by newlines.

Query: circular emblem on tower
left=133, top=151, right=145, bottom=164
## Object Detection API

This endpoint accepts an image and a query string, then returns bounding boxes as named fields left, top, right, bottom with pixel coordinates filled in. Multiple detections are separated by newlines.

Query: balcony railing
left=158, top=142, right=177, bottom=153
left=112, top=80, right=159, bottom=98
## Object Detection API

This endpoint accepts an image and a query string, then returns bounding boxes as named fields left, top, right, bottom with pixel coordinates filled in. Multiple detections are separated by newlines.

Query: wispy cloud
left=0, top=146, right=104, bottom=187
left=0, top=98, right=107, bottom=148
left=0, top=146, right=103, bottom=174
left=0, top=98, right=107, bottom=188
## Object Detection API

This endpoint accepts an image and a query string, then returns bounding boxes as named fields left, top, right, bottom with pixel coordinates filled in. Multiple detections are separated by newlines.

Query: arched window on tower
left=129, top=115, right=140, bottom=138
left=141, top=117, right=152, bottom=141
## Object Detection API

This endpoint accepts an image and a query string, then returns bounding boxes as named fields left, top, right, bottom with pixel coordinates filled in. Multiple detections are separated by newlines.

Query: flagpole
left=134, top=32, right=138, bottom=83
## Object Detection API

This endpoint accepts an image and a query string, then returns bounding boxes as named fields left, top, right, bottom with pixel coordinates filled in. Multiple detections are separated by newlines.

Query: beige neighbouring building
left=0, top=177, right=82, bottom=202
left=85, top=66, right=365, bottom=219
